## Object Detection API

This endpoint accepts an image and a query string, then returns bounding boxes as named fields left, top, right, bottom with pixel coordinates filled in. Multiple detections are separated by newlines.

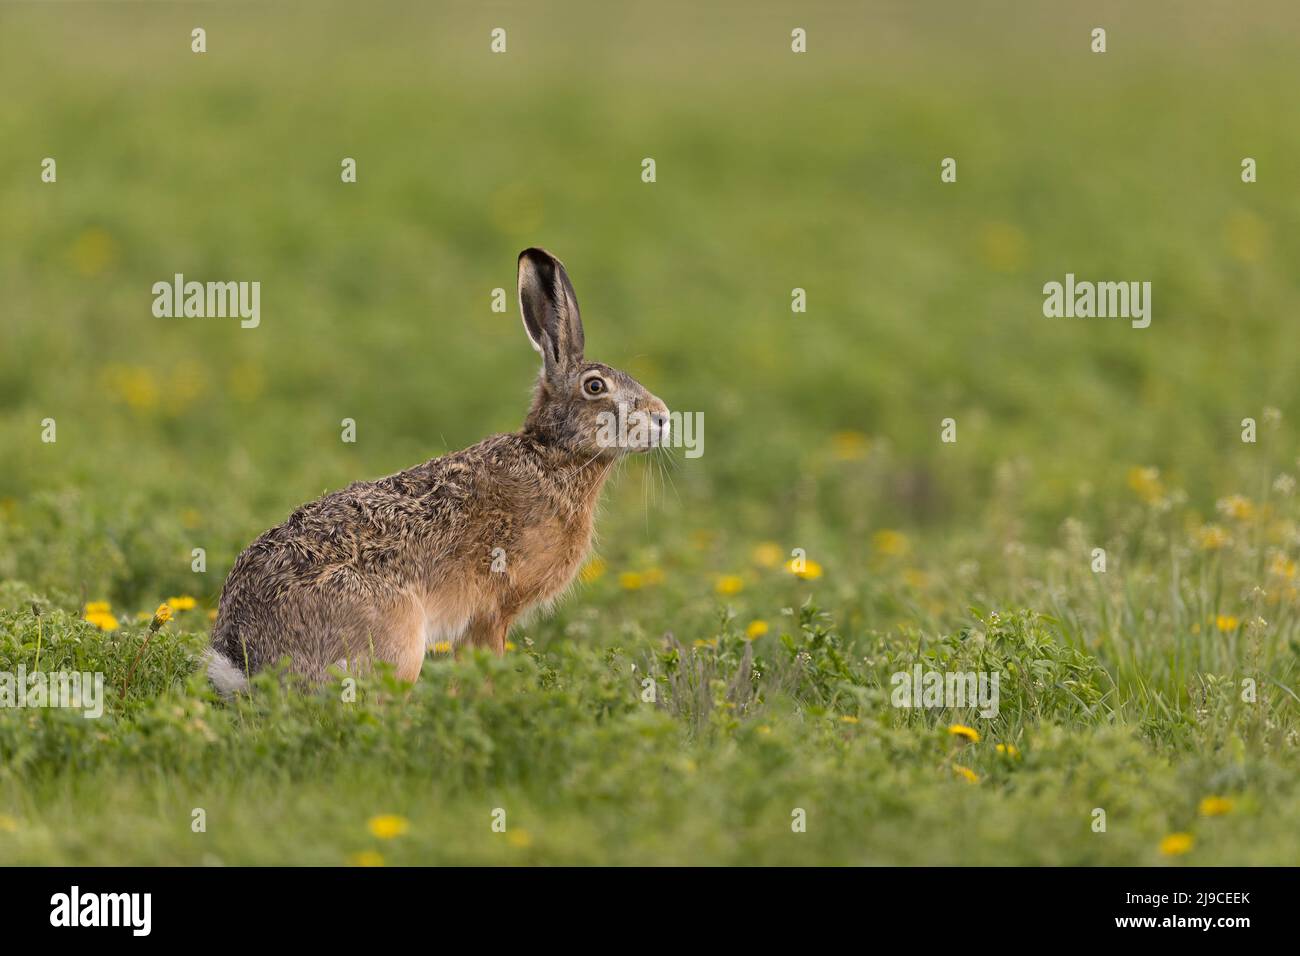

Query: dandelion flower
left=872, top=529, right=910, bottom=557
left=1215, top=615, right=1239, bottom=633
left=367, top=815, right=410, bottom=840
left=995, top=743, right=1020, bottom=758
left=752, top=542, right=783, bottom=568
left=1199, top=796, right=1234, bottom=817
left=166, top=595, right=197, bottom=611
left=349, top=850, right=385, bottom=867
left=689, top=530, right=716, bottom=550
left=839, top=715, right=859, bottom=724
left=85, top=601, right=111, bottom=615
left=70, top=226, right=119, bottom=277
left=432, top=641, right=452, bottom=655
left=1216, top=495, right=1255, bottom=522
left=978, top=221, right=1027, bottom=273
left=948, top=724, right=980, bottom=743
left=84, top=610, right=119, bottom=631
left=578, top=557, right=606, bottom=583
left=715, top=574, right=744, bottom=596
left=1159, top=832, right=1193, bottom=856
left=153, top=603, right=173, bottom=626
left=619, top=571, right=644, bottom=591
left=1196, top=525, right=1229, bottom=551
left=784, top=558, right=824, bottom=580
left=831, top=431, right=869, bottom=461
left=1268, top=554, right=1297, bottom=579
left=1127, top=466, right=1166, bottom=505
left=745, top=619, right=769, bottom=639
left=952, top=764, right=980, bottom=784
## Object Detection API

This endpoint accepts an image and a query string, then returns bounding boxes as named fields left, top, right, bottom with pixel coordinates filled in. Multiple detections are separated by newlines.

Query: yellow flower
left=995, top=743, right=1020, bottom=758
left=715, top=574, right=744, bottom=596
left=1216, top=495, right=1255, bottom=522
left=85, top=601, right=111, bottom=615
left=1223, top=209, right=1268, bottom=263
left=952, top=764, right=980, bottom=784
left=689, top=529, right=716, bottom=550
left=1199, top=796, right=1235, bottom=817
left=367, top=815, right=410, bottom=839
left=948, top=724, right=980, bottom=743
left=153, top=603, right=173, bottom=626
left=349, top=850, right=385, bottom=867
left=506, top=829, right=532, bottom=848
left=872, top=530, right=910, bottom=557
left=784, top=558, right=824, bottom=580
left=101, top=364, right=159, bottom=412
left=744, top=619, right=769, bottom=640
left=1269, top=554, right=1298, bottom=579
left=978, top=221, right=1026, bottom=273
left=1215, top=615, right=1239, bottom=633
left=692, top=638, right=718, bottom=649
left=1159, top=832, right=1194, bottom=856
left=69, top=226, right=119, bottom=276
left=228, top=362, right=266, bottom=403
left=619, top=571, right=644, bottom=591
left=432, top=641, right=452, bottom=655
left=578, top=557, right=606, bottom=583
left=752, top=542, right=783, bottom=568
left=1127, top=466, right=1166, bottom=505
left=166, top=595, right=197, bottom=611
left=84, top=611, right=119, bottom=631
left=831, top=430, right=869, bottom=461
left=839, top=715, right=859, bottom=724
left=1197, top=525, right=1229, bottom=551
left=504, top=640, right=516, bottom=652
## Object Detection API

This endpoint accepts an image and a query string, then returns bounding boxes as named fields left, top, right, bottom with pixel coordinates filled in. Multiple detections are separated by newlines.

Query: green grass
left=1, top=1, right=1299, bottom=864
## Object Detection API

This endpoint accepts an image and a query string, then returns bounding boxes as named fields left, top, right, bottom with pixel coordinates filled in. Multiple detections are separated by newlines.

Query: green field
left=2, top=2, right=1299, bottom=864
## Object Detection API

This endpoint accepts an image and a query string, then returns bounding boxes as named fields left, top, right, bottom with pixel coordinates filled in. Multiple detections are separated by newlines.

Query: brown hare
left=206, top=248, right=670, bottom=694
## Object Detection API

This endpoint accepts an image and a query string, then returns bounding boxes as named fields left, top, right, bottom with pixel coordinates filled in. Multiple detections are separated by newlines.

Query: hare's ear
left=518, top=247, right=584, bottom=378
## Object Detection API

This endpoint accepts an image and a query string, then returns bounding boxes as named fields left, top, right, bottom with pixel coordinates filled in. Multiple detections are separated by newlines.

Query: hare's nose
left=650, top=412, right=668, bottom=429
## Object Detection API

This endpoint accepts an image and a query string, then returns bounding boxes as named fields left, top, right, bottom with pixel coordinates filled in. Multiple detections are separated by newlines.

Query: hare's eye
left=584, top=377, right=606, bottom=396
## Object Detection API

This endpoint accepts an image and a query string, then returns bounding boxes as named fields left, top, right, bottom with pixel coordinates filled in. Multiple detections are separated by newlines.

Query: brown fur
left=208, top=249, right=667, bottom=691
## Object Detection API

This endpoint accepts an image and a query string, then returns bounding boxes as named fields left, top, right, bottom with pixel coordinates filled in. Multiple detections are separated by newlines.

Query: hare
left=206, top=248, right=669, bottom=695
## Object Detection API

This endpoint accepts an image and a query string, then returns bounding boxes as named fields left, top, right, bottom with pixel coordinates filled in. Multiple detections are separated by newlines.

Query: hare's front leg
left=465, top=615, right=510, bottom=656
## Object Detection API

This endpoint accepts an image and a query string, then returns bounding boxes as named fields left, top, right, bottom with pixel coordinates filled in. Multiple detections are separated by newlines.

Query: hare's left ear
left=518, top=247, right=584, bottom=379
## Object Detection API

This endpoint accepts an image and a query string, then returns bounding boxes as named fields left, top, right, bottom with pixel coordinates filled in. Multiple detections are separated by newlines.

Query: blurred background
left=1, top=0, right=1298, bottom=617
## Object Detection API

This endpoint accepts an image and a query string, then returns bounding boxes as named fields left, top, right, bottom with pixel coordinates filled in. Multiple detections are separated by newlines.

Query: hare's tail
left=204, top=646, right=249, bottom=697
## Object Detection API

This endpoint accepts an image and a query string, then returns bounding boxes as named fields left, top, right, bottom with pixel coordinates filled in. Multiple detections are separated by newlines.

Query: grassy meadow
left=1, top=1, right=1299, bottom=864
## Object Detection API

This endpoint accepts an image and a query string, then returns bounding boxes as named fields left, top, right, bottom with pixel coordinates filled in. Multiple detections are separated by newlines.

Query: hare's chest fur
left=500, top=512, right=595, bottom=615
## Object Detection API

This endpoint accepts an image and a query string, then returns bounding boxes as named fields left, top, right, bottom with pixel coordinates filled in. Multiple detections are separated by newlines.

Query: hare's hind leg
left=357, top=596, right=428, bottom=683
left=466, top=615, right=510, bottom=657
